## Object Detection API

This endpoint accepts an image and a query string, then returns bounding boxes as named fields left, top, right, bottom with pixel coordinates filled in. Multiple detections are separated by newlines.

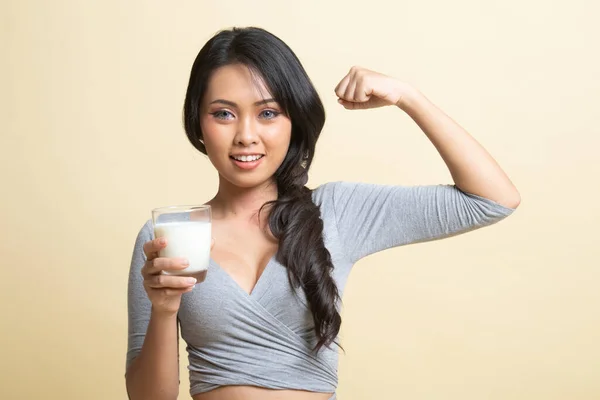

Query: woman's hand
left=335, top=66, right=412, bottom=110
left=141, top=237, right=213, bottom=316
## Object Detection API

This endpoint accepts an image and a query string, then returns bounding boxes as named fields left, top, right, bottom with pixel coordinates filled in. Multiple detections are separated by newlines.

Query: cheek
left=265, top=121, right=292, bottom=154
left=200, top=119, right=228, bottom=152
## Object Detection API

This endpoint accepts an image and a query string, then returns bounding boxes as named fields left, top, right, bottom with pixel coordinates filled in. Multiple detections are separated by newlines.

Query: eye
left=211, top=110, right=234, bottom=120
left=259, top=109, right=280, bottom=120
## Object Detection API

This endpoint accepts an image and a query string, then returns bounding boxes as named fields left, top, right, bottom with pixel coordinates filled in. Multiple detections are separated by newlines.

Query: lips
left=229, top=154, right=264, bottom=170
left=230, top=154, right=264, bottom=162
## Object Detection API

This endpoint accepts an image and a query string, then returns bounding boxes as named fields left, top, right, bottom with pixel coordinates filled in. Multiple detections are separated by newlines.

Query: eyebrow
left=209, top=98, right=277, bottom=107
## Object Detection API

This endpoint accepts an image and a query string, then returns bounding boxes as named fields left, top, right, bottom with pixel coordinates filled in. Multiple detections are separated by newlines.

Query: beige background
left=2, top=0, right=599, bottom=399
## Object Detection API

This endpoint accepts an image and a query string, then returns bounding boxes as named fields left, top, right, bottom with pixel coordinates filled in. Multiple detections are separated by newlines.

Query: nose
left=233, top=117, right=259, bottom=147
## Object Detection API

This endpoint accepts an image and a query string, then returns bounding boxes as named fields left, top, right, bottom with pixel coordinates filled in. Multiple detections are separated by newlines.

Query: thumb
left=210, top=237, right=215, bottom=250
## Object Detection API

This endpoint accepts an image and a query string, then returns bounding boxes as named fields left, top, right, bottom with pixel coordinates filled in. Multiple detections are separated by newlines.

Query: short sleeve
left=322, top=181, right=515, bottom=264
left=125, top=220, right=154, bottom=372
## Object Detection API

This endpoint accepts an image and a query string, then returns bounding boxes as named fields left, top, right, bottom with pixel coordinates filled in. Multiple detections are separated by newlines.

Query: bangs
left=243, top=62, right=293, bottom=118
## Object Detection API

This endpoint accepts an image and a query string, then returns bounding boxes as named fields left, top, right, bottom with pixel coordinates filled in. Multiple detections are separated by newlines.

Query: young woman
left=125, top=27, right=520, bottom=400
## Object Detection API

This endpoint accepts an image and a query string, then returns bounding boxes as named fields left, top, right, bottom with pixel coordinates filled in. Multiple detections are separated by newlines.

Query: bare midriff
left=192, top=386, right=333, bottom=400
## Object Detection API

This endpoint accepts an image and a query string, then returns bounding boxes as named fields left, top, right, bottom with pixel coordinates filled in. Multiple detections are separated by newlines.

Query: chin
left=221, top=172, right=276, bottom=190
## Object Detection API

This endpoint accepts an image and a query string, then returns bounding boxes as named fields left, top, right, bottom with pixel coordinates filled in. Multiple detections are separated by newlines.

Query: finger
left=343, top=78, right=358, bottom=102
left=334, top=74, right=351, bottom=99
left=152, top=287, right=194, bottom=297
left=337, top=98, right=369, bottom=110
left=353, top=78, right=371, bottom=103
left=146, top=274, right=197, bottom=289
left=143, top=237, right=167, bottom=259
left=211, top=237, right=215, bottom=250
left=142, top=257, right=189, bottom=276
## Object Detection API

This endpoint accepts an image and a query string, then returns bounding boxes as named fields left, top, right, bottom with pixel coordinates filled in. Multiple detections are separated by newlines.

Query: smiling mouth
left=230, top=155, right=264, bottom=162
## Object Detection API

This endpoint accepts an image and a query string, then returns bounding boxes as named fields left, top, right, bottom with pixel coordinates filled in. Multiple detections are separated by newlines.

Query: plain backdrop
left=2, top=0, right=599, bottom=399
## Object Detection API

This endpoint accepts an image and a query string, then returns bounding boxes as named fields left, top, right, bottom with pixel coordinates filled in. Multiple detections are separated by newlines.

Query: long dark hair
left=183, top=27, right=341, bottom=352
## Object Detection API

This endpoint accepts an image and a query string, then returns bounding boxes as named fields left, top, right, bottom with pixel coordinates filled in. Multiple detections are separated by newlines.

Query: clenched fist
left=335, top=66, right=412, bottom=110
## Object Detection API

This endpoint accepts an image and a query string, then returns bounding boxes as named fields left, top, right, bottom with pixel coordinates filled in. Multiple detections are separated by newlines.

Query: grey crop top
left=126, top=181, right=515, bottom=397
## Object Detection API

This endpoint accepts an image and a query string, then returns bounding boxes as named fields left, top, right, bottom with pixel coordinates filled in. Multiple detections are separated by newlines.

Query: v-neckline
left=210, top=256, right=276, bottom=298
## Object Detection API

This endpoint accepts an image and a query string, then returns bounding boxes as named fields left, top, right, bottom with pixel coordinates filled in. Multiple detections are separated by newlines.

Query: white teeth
left=233, top=155, right=262, bottom=162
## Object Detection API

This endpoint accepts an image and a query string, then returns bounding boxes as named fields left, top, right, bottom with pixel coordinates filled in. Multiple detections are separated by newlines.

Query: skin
left=199, top=64, right=292, bottom=297
left=126, top=64, right=520, bottom=400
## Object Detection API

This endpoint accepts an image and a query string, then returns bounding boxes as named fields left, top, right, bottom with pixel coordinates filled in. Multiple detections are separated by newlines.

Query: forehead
left=204, top=64, right=273, bottom=104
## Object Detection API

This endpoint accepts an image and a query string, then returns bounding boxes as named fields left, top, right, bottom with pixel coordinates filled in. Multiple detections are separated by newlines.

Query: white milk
left=153, top=221, right=211, bottom=275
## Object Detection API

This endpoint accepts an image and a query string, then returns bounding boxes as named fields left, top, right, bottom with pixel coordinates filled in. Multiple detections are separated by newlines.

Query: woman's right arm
left=125, top=222, right=197, bottom=400
left=125, top=311, right=180, bottom=400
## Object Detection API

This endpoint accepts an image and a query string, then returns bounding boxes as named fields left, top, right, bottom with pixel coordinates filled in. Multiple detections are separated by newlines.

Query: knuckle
left=143, top=241, right=152, bottom=256
left=152, top=258, right=163, bottom=270
left=147, top=260, right=156, bottom=273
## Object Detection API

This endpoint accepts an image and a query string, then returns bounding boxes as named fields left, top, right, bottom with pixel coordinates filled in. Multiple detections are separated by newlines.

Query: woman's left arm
left=335, top=67, right=521, bottom=209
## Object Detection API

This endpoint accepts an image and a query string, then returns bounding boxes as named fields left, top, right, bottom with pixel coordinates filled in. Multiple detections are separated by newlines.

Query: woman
left=125, top=27, right=520, bottom=400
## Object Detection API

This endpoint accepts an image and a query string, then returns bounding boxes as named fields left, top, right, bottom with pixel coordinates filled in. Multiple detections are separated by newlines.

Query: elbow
left=127, top=388, right=179, bottom=400
left=502, top=188, right=521, bottom=210
left=126, top=367, right=179, bottom=400
left=510, top=195, right=521, bottom=210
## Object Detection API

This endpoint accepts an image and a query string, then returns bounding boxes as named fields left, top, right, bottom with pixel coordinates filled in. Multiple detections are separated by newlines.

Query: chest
left=177, top=214, right=353, bottom=350
left=210, top=219, right=278, bottom=295
left=178, top=258, right=317, bottom=349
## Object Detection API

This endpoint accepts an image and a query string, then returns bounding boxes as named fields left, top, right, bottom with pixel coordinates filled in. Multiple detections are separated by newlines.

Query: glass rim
left=151, top=204, right=211, bottom=214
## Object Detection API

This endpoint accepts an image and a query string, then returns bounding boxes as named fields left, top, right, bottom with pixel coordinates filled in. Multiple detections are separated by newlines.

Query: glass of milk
left=151, top=205, right=212, bottom=283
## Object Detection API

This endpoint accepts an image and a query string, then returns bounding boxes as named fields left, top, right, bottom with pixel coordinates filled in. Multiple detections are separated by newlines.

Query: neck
left=208, top=175, right=278, bottom=223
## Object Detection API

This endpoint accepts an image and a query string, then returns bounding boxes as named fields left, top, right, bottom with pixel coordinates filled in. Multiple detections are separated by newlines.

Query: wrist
left=395, top=83, right=426, bottom=112
left=150, top=307, right=179, bottom=321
